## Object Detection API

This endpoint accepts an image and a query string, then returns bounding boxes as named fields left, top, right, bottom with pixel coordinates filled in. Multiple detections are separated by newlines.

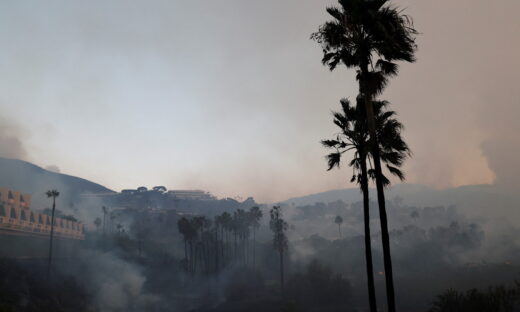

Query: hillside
left=282, top=183, right=518, bottom=220
left=0, top=157, right=114, bottom=206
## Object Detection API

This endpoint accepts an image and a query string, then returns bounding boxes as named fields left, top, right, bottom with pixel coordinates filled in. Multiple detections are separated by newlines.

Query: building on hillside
left=0, top=187, right=84, bottom=240
left=167, top=190, right=216, bottom=201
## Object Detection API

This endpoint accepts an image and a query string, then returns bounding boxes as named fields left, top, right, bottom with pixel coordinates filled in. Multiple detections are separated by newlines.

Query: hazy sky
left=0, top=0, right=518, bottom=202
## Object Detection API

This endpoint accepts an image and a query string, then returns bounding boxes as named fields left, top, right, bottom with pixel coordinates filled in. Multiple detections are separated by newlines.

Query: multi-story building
left=167, top=190, right=216, bottom=201
left=0, top=187, right=84, bottom=240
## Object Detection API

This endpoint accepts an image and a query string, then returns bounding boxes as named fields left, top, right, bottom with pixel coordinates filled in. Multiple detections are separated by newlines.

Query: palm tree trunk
left=362, top=67, right=396, bottom=312
left=189, top=241, right=194, bottom=275
left=234, top=232, right=237, bottom=262
left=215, top=229, right=219, bottom=274
left=361, top=156, right=378, bottom=312
left=253, top=228, right=256, bottom=268
left=184, top=238, right=188, bottom=262
left=221, top=227, right=225, bottom=267
left=47, top=197, right=56, bottom=280
left=279, top=250, right=284, bottom=294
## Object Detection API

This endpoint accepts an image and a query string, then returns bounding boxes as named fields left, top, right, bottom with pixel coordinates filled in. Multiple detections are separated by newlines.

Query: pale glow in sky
left=0, top=0, right=518, bottom=202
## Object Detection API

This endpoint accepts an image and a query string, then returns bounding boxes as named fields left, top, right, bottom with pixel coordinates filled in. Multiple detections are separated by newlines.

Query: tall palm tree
left=177, top=217, right=191, bottom=265
left=220, top=212, right=232, bottom=263
left=249, top=206, right=263, bottom=268
left=312, top=1, right=417, bottom=310
left=46, top=189, right=60, bottom=279
left=334, top=215, right=344, bottom=238
left=269, top=205, right=288, bottom=294
left=94, top=217, right=102, bottom=233
left=102, top=206, right=108, bottom=236
left=322, top=97, right=410, bottom=312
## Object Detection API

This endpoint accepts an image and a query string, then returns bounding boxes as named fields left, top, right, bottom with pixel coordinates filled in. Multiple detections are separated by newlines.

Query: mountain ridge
left=0, top=157, right=114, bottom=203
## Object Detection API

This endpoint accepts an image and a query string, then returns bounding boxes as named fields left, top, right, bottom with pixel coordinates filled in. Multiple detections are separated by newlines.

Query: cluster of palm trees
left=177, top=206, right=263, bottom=276
left=313, top=0, right=418, bottom=311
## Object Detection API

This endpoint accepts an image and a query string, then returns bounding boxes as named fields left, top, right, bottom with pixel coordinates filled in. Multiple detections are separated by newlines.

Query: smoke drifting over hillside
left=0, top=0, right=517, bottom=201
left=384, top=0, right=520, bottom=192
left=0, top=117, right=28, bottom=160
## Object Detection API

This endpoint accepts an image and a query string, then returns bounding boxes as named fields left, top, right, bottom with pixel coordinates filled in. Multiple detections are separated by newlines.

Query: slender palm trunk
left=234, top=231, right=237, bottom=261
left=47, top=197, right=56, bottom=280
left=279, top=250, right=284, bottom=294
left=253, top=228, right=256, bottom=268
left=362, top=65, right=396, bottom=312
left=189, top=241, right=194, bottom=275
left=361, top=156, right=378, bottom=312
left=184, top=238, right=188, bottom=262
left=215, top=228, right=219, bottom=274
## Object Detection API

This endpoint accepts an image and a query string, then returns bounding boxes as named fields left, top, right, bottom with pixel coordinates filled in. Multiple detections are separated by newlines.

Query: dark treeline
left=0, top=197, right=519, bottom=311
left=176, top=206, right=263, bottom=276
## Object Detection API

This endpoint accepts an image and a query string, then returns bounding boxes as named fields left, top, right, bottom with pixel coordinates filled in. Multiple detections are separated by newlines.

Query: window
left=0, top=204, right=5, bottom=217
left=38, top=214, right=43, bottom=224
left=30, top=212, right=35, bottom=223
left=20, top=210, right=27, bottom=221
left=10, top=207, right=16, bottom=219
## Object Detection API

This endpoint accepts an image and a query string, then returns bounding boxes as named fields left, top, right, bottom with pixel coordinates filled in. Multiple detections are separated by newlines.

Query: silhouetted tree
left=220, top=212, right=232, bottom=263
left=101, top=206, right=108, bottom=236
left=270, top=205, right=288, bottom=293
left=177, top=217, right=196, bottom=273
left=109, top=211, right=116, bottom=234
left=410, top=210, right=419, bottom=222
left=94, top=217, right=102, bottom=233
left=45, top=189, right=59, bottom=279
left=312, top=1, right=417, bottom=310
left=334, top=215, right=343, bottom=238
left=322, top=97, right=410, bottom=312
left=249, top=206, right=263, bottom=268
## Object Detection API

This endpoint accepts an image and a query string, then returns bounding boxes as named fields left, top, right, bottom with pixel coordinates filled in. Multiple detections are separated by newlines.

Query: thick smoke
left=0, top=116, right=28, bottom=160
left=387, top=0, right=520, bottom=191
left=45, top=165, right=61, bottom=173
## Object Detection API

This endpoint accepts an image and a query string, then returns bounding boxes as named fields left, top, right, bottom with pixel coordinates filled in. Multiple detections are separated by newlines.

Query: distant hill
left=0, top=157, right=114, bottom=208
left=282, top=183, right=518, bottom=220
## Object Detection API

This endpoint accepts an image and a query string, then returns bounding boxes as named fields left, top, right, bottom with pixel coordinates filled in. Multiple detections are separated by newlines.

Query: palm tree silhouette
left=322, top=97, right=410, bottom=312
left=94, top=217, right=102, bottom=233
left=334, top=215, right=343, bottom=238
left=312, top=1, right=417, bottom=311
left=269, top=205, right=288, bottom=294
left=46, top=189, right=60, bottom=280
left=249, top=206, right=263, bottom=268
left=101, top=206, right=108, bottom=236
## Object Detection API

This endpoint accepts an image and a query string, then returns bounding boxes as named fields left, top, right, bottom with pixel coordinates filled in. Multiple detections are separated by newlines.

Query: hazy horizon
left=1, top=0, right=518, bottom=202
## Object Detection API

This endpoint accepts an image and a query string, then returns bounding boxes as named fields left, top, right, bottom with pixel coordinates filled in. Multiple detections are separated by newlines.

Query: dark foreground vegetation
left=0, top=198, right=518, bottom=312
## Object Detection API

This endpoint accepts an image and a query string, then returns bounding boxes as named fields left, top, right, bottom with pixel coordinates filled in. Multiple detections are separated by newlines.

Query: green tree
left=270, top=205, right=288, bottom=293
left=322, top=97, right=410, bottom=312
left=312, top=1, right=417, bottom=311
left=45, top=189, right=59, bottom=279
